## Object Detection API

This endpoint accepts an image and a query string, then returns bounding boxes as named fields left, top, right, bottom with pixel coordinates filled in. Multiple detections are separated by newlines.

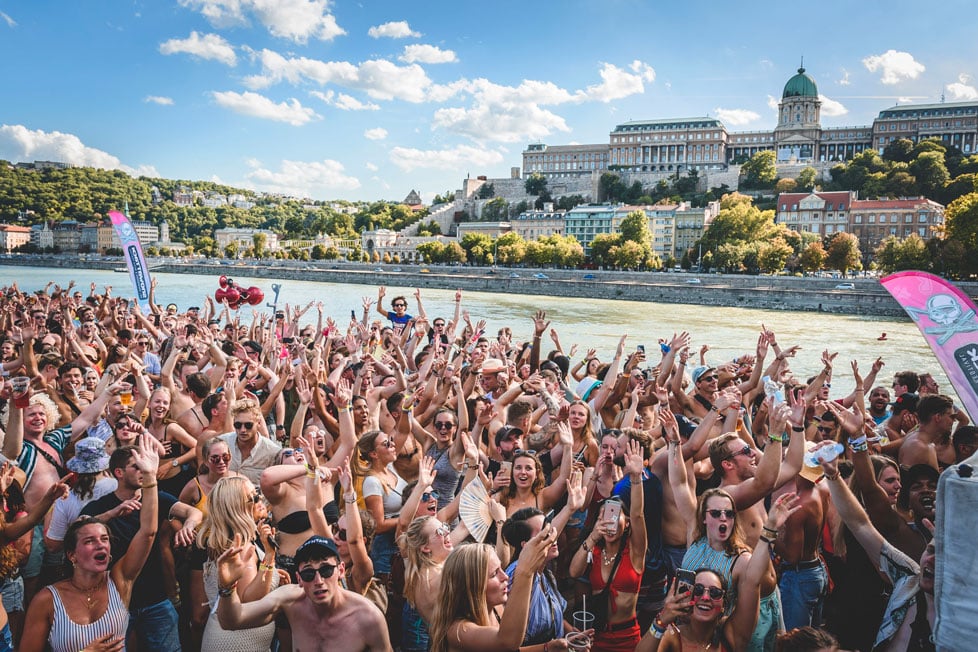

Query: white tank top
left=47, top=577, right=130, bottom=652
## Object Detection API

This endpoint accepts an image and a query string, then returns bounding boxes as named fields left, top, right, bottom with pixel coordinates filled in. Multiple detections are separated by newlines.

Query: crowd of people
left=0, top=276, right=971, bottom=652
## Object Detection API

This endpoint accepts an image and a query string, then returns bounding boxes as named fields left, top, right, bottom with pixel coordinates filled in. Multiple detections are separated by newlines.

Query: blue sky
left=1, top=0, right=976, bottom=203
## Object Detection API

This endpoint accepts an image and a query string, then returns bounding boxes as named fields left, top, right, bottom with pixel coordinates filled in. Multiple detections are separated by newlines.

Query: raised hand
left=216, top=533, right=249, bottom=589
left=533, top=310, right=550, bottom=337
left=566, top=469, right=585, bottom=512
left=622, top=438, right=645, bottom=476
left=660, top=407, right=680, bottom=445
left=766, top=492, right=802, bottom=530
left=555, top=421, right=573, bottom=448
left=417, top=455, right=437, bottom=489
left=516, top=523, right=558, bottom=575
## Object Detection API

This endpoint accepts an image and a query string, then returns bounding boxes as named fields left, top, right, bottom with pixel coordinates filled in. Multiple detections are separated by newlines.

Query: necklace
left=601, top=547, right=616, bottom=566
left=679, top=628, right=714, bottom=650
left=70, top=577, right=106, bottom=610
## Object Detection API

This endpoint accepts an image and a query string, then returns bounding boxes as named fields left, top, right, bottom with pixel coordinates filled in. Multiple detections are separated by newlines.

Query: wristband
left=848, top=435, right=868, bottom=453
left=340, top=405, right=352, bottom=413
left=791, top=425, right=805, bottom=432
left=768, top=432, right=785, bottom=444
left=344, top=493, right=357, bottom=504
left=218, top=583, right=238, bottom=598
left=759, top=535, right=776, bottom=546
left=140, top=482, right=157, bottom=489
left=762, top=525, right=778, bottom=537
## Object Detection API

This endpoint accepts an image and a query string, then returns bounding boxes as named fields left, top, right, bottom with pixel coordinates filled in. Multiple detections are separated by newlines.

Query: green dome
left=782, top=67, right=818, bottom=98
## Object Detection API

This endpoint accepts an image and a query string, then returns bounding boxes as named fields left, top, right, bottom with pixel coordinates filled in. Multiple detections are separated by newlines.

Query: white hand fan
left=459, top=480, right=493, bottom=542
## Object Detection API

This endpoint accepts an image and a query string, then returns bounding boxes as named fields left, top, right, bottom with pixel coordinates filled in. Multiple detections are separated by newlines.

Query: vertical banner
left=108, top=210, right=152, bottom=311
left=880, top=270, right=978, bottom=421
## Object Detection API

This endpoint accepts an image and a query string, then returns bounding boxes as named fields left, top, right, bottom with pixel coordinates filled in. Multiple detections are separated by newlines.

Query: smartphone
left=676, top=568, right=696, bottom=595
left=499, top=460, right=512, bottom=479
left=637, top=344, right=645, bottom=354
left=601, top=500, right=622, bottom=535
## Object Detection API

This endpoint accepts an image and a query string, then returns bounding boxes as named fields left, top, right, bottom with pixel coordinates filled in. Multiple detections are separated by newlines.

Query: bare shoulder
left=345, top=589, right=387, bottom=624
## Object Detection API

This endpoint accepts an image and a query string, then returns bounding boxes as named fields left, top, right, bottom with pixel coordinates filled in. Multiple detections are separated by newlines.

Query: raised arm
left=116, top=435, right=161, bottom=584
left=663, top=409, right=698, bottom=546
left=817, top=442, right=886, bottom=563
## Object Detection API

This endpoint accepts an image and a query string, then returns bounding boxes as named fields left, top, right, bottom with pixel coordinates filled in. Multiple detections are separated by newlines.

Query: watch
left=171, top=459, right=179, bottom=468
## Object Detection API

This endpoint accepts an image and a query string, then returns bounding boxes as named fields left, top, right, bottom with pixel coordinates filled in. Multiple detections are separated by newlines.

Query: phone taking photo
left=601, top=500, right=622, bottom=535
left=676, top=568, right=696, bottom=596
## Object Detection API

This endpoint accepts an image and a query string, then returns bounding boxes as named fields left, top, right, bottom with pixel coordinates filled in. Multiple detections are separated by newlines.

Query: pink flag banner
left=108, top=210, right=152, bottom=311
left=880, top=270, right=978, bottom=421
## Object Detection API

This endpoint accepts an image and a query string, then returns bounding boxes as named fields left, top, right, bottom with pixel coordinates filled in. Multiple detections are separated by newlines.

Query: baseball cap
left=691, top=366, right=716, bottom=383
left=494, top=425, right=524, bottom=447
left=294, top=535, right=340, bottom=566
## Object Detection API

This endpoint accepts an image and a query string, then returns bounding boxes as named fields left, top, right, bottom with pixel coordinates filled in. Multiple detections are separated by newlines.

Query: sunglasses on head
left=513, top=448, right=538, bottom=458
left=707, top=509, right=736, bottom=519
left=234, top=421, right=254, bottom=430
left=433, top=421, right=454, bottom=430
left=422, top=491, right=440, bottom=503
left=209, top=453, right=231, bottom=463
left=692, top=583, right=725, bottom=600
left=297, top=563, right=338, bottom=582
left=723, top=445, right=752, bottom=461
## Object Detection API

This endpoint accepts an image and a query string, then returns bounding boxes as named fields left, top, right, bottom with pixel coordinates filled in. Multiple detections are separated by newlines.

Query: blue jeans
left=370, top=531, right=397, bottom=575
left=779, top=562, right=827, bottom=631
left=129, top=598, right=181, bottom=652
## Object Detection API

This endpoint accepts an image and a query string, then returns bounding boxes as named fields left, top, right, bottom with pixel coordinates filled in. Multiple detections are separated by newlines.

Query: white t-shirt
left=47, top=477, right=119, bottom=542
left=362, top=465, right=407, bottom=518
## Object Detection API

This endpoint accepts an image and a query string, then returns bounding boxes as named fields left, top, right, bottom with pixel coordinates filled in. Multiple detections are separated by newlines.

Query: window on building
left=869, top=214, right=876, bottom=223
left=891, top=215, right=898, bottom=223
left=919, top=214, right=928, bottom=223
left=854, top=215, right=862, bottom=223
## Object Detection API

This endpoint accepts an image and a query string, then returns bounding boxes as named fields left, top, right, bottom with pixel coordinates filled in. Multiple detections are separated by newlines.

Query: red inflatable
left=214, top=277, right=264, bottom=310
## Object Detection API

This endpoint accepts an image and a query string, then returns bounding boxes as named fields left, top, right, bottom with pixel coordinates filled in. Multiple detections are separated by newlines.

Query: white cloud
left=582, top=61, right=655, bottom=102
left=399, top=44, right=457, bottom=64
left=211, top=91, right=320, bottom=125
left=818, top=94, right=848, bottom=117
left=0, top=124, right=158, bottom=177
left=946, top=73, right=978, bottom=101
left=310, top=90, right=380, bottom=111
left=178, top=0, right=344, bottom=43
left=364, top=127, right=388, bottom=140
left=0, top=11, right=15, bottom=27
left=144, top=96, right=174, bottom=105
left=838, top=68, right=851, bottom=86
left=368, top=21, right=420, bottom=39
left=389, top=145, right=504, bottom=172
left=432, top=78, right=574, bottom=143
left=766, top=94, right=779, bottom=111
left=160, top=31, right=237, bottom=66
left=714, top=108, right=759, bottom=126
left=365, top=162, right=378, bottom=171
left=244, top=49, right=446, bottom=103
left=245, top=158, right=360, bottom=196
left=862, top=50, right=925, bottom=85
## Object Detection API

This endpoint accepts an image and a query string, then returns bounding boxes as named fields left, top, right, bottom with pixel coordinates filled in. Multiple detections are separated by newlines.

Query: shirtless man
left=217, top=535, right=392, bottom=651
left=707, top=398, right=805, bottom=649
left=772, top=448, right=831, bottom=630
left=898, top=394, right=956, bottom=470
left=866, top=386, right=890, bottom=424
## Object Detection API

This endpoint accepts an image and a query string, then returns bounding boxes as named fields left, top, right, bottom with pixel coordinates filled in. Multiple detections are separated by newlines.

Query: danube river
left=4, top=265, right=954, bottom=401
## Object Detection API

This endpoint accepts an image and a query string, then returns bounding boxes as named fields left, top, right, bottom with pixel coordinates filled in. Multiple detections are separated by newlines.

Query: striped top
left=681, top=537, right=742, bottom=614
left=47, top=577, right=130, bottom=652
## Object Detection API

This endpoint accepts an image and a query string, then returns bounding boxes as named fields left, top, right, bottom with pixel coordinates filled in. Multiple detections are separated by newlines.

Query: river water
left=3, top=265, right=953, bottom=401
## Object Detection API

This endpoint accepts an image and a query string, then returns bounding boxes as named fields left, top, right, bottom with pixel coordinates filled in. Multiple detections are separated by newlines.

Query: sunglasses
left=392, top=303, right=407, bottom=307
left=816, top=425, right=835, bottom=434
left=692, top=584, right=725, bottom=600
left=433, top=322, right=445, bottom=328
left=378, top=439, right=396, bottom=448
left=251, top=490, right=262, bottom=503
left=513, top=448, right=538, bottom=458
left=297, top=564, right=338, bottom=582
left=433, top=421, right=455, bottom=430
left=699, top=375, right=718, bottom=383
left=234, top=421, right=255, bottom=430
left=209, top=453, right=231, bottom=464
left=282, top=448, right=303, bottom=457
left=432, top=523, right=451, bottom=538
left=331, top=523, right=348, bottom=542
left=422, top=491, right=440, bottom=503
left=707, top=509, right=736, bottom=519
left=722, top=445, right=752, bottom=461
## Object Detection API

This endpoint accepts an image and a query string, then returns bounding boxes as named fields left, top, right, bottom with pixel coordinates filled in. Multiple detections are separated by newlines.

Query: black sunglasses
left=297, top=564, right=338, bottom=582
left=706, top=509, right=736, bottom=519
left=692, top=583, right=725, bottom=600
left=234, top=421, right=255, bottom=430
left=331, top=523, right=348, bottom=542
left=392, top=302, right=407, bottom=307
left=433, top=421, right=455, bottom=430
left=722, top=445, right=752, bottom=461
left=699, top=375, right=718, bottom=383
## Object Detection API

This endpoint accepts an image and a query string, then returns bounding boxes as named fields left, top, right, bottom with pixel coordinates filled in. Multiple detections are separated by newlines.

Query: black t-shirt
left=81, top=490, right=178, bottom=609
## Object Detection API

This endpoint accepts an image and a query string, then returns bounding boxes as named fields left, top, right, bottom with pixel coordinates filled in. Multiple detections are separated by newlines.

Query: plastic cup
left=10, top=376, right=30, bottom=408
left=572, top=610, right=594, bottom=633
left=120, top=391, right=133, bottom=407
left=566, top=631, right=592, bottom=651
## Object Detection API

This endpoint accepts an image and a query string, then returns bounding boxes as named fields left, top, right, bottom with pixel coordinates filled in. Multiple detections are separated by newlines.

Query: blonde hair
left=351, top=430, right=387, bottom=489
left=28, top=392, right=60, bottom=429
left=230, top=397, right=261, bottom=421
left=196, top=477, right=257, bottom=559
left=429, top=543, right=494, bottom=652
left=399, top=516, right=440, bottom=609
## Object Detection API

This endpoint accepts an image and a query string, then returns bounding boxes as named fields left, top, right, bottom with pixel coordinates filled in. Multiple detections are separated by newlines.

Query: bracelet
left=650, top=616, right=667, bottom=638
left=768, top=432, right=785, bottom=443
left=140, top=482, right=157, bottom=489
left=581, top=541, right=591, bottom=553
left=759, top=534, right=776, bottom=546
left=849, top=436, right=868, bottom=453
left=762, top=525, right=778, bottom=537
left=259, top=561, right=275, bottom=570
left=824, top=471, right=841, bottom=481
left=217, top=583, right=237, bottom=598
left=340, top=405, right=352, bottom=413
left=344, top=493, right=357, bottom=504
left=791, top=425, right=805, bottom=432
left=306, top=471, right=318, bottom=479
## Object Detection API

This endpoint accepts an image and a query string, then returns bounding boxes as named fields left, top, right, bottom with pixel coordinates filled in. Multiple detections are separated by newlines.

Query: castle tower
left=774, top=65, right=822, bottom=162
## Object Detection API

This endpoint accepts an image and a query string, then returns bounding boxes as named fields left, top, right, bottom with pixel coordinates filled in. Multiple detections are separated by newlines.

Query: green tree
left=775, top=178, right=798, bottom=194
left=740, top=151, right=777, bottom=188
left=619, top=210, right=652, bottom=248
left=874, top=235, right=932, bottom=274
left=796, top=167, right=818, bottom=191
left=443, top=241, right=467, bottom=264
left=825, top=232, right=862, bottom=275
left=416, top=241, right=445, bottom=263
left=714, top=242, right=747, bottom=273
left=477, top=183, right=495, bottom=199
left=610, top=240, right=646, bottom=270
left=481, top=197, right=509, bottom=221
left=909, top=151, right=950, bottom=197
left=944, top=192, right=978, bottom=276
left=525, top=173, right=548, bottom=196
left=699, top=193, right=777, bottom=253
left=252, top=232, right=267, bottom=259
left=588, top=233, right=621, bottom=268
left=882, top=138, right=915, bottom=163
left=224, top=241, right=239, bottom=259
left=758, top=238, right=793, bottom=274
left=598, top=173, right=628, bottom=202
left=311, top=244, right=328, bottom=260
left=460, top=233, right=494, bottom=265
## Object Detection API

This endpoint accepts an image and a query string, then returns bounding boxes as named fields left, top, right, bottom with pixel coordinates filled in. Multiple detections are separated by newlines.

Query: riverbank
left=6, top=254, right=976, bottom=318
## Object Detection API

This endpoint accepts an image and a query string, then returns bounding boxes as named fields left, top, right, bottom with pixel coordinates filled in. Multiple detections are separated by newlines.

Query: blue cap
left=294, top=535, right=340, bottom=565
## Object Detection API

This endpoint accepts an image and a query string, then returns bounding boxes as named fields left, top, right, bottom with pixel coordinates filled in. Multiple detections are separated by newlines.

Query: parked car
left=533, top=273, right=549, bottom=279
left=509, top=272, right=520, bottom=278
left=420, top=268, right=430, bottom=273
left=582, top=274, right=596, bottom=280
left=835, top=282, right=855, bottom=290
left=685, top=278, right=702, bottom=284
